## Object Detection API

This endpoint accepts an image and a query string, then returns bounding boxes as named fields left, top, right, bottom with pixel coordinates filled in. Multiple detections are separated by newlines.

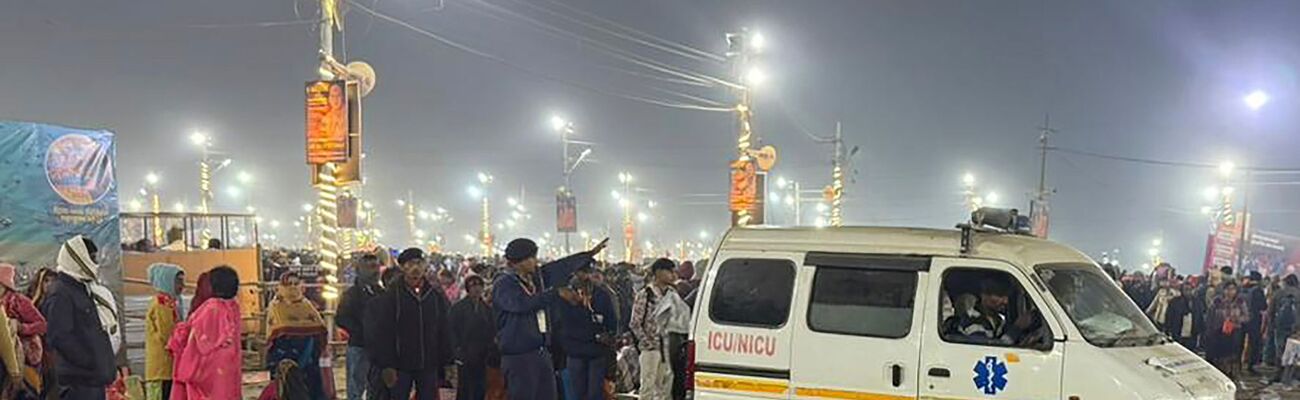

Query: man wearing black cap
left=366, top=248, right=453, bottom=400
left=493, top=237, right=608, bottom=400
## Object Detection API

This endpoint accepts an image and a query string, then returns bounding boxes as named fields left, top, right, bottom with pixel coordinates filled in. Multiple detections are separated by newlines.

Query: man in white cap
left=39, top=235, right=118, bottom=399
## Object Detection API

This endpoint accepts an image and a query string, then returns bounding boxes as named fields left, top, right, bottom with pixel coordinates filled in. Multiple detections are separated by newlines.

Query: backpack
left=1276, top=294, right=1299, bottom=331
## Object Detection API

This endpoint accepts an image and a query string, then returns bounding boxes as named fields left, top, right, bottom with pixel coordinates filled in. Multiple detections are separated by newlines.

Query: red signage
left=556, top=191, right=577, bottom=233
left=1203, top=212, right=1246, bottom=272
left=706, top=331, right=777, bottom=357
left=1029, top=200, right=1050, bottom=238
left=305, top=80, right=349, bottom=164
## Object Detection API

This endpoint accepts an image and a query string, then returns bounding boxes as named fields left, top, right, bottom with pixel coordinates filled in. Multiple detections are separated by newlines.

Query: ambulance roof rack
left=956, top=207, right=1033, bottom=254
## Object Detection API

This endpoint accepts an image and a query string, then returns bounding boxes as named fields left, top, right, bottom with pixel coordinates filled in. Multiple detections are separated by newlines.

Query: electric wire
left=592, top=64, right=717, bottom=88
left=539, top=0, right=725, bottom=63
left=513, top=0, right=725, bottom=64
left=451, top=2, right=713, bottom=90
left=646, top=85, right=730, bottom=108
left=345, top=0, right=731, bottom=112
left=178, top=19, right=318, bottom=29
left=463, top=0, right=740, bottom=89
left=1048, top=146, right=1300, bottom=173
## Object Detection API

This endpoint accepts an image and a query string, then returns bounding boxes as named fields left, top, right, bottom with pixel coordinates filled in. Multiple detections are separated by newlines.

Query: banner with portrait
left=305, top=80, right=350, bottom=164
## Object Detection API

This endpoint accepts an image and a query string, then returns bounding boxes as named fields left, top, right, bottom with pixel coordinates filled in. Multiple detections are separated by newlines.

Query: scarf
left=267, top=285, right=326, bottom=340
left=189, top=272, right=214, bottom=318
left=147, top=263, right=183, bottom=297
left=56, top=236, right=121, bottom=353
left=1149, top=288, right=1174, bottom=324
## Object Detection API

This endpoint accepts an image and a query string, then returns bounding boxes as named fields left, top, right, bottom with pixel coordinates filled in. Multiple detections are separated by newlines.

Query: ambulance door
left=918, top=258, right=1065, bottom=400
left=693, top=252, right=800, bottom=399
left=788, top=253, right=929, bottom=400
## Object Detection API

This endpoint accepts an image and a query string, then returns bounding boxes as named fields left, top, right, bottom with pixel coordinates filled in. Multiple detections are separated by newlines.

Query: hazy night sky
left=3, top=0, right=1298, bottom=272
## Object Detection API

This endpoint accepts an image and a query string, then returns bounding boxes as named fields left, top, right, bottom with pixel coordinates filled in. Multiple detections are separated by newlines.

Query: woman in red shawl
left=169, top=266, right=242, bottom=400
left=187, top=271, right=213, bottom=318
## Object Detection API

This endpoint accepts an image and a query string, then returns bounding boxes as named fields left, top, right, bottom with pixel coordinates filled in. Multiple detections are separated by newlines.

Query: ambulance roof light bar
left=958, top=207, right=1033, bottom=254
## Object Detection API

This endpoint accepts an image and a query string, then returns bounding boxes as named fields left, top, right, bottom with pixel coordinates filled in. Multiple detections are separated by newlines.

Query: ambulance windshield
left=1036, top=263, right=1165, bottom=348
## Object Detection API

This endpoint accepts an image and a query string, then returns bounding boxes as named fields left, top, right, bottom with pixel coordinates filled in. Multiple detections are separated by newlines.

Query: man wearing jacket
left=1270, top=274, right=1300, bottom=382
left=556, top=266, right=619, bottom=400
left=366, top=248, right=453, bottom=400
left=493, top=237, right=608, bottom=400
left=337, top=254, right=383, bottom=400
left=40, top=236, right=117, bottom=400
left=449, top=274, right=496, bottom=400
left=1243, top=271, right=1269, bottom=373
left=630, top=259, right=679, bottom=400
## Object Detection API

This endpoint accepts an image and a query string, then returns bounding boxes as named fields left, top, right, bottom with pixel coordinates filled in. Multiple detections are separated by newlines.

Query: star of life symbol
left=973, top=355, right=1009, bottom=395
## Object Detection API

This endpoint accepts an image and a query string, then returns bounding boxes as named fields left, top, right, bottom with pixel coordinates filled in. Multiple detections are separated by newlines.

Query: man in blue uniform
left=493, top=237, right=608, bottom=400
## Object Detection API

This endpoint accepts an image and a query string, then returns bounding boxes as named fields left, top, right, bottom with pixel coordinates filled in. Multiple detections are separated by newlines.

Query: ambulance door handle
left=890, top=364, right=903, bottom=387
left=927, top=367, right=950, bottom=378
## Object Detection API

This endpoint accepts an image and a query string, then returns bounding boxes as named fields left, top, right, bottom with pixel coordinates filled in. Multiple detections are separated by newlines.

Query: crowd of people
left=1115, top=263, right=1300, bottom=385
left=0, top=235, right=244, bottom=400
left=2, top=225, right=712, bottom=397
left=124, top=231, right=706, bottom=400
left=17, top=229, right=1300, bottom=399
left=317, top=236, right=703, bottom=400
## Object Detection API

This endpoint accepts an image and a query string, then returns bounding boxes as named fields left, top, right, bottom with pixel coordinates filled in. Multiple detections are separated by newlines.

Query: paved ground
left=1233, top=367, right=1300, bottom=400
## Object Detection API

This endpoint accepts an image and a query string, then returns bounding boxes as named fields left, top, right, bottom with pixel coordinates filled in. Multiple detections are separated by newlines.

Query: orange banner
left=305, top=80, right=349, bottom=164
left=729, top=160, right=757, bottom=212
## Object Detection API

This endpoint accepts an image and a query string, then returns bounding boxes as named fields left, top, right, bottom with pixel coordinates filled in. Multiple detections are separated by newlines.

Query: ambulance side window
left=808, top=267, right=917, bottom=338
left=938, top=268, right=1051, bottom=349
left=709, top=258, right=796, bottom=328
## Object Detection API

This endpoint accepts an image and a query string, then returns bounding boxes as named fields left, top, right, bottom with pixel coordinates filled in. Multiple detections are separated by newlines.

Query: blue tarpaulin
left=0, top=121, right=121, bottom=295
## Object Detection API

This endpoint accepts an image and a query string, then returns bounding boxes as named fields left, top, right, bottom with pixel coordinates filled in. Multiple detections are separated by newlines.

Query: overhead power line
left=646, top=85, right=730, bottom=108
left=1048, top=146, right=1300, bottom=173
left=345, top=0, right=731, bottom=112
left=462, top=0, right=740, bottom=89
left=451, top=1, right=717, bottom=93
left=519, top=0, right=727, bottom=63
left=178, top=19, right=319, bottom=29
left=592, top=63, right=716, bottom=88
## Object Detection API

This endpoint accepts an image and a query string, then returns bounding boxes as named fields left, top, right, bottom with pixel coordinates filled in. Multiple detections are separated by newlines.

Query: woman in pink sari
left=169, top=266, right=242, bottom=400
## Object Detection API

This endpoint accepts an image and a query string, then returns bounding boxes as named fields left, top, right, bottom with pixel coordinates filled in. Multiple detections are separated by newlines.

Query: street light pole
left=829, top=123, right=845, bottom=227
left=399, top=191, right=417, bottom=246
left=561, top=121, right=573, bottom=253
left=478, top=173, right=495, bottom=258
left=199, top=157, right=210, bottom=214
left=793, top=180, right=802, bottom=226
left=619, top=172, right=635, bottom=263
left=145, top=173, right=163, bottom=245
left=727, top=28, right=762, bottom=227
left=1236, top=170, right=1252, bottom=270
left=554, top=116, right=593, bottom=254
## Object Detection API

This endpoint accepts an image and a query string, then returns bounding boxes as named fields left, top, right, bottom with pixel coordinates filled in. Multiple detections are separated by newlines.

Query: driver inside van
left=945, top=279, right=1013, bottom=345
left=944, top=278, right=1041, bottom=346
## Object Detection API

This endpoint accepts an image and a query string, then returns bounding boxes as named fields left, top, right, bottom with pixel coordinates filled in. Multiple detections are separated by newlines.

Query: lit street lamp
left=554, top=102, right=588, bottom=244
left=471, top=172, right=494, bottom=257
left=726, top=28, right=767, bottom=227
left=142, top=172, right=164, bottom=244
left=1243, top=90, right=1270, bottom=111
left=616, top=172, right=635, bottom=262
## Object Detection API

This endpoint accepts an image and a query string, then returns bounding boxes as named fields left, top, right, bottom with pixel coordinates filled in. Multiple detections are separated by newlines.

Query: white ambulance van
left=687, top=211, right=1235, bottom=400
